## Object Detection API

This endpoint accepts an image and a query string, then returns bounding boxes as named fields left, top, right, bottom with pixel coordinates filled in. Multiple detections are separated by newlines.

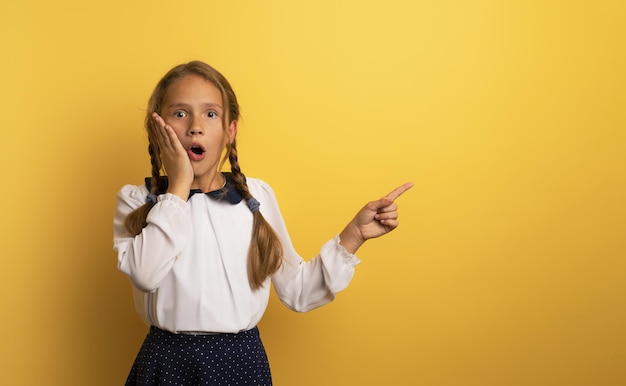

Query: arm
left=256, top=180, right=412, bottom=312
left=112, top=113, right=195, bottom=291
left=113, top=185, right=192, bottom=292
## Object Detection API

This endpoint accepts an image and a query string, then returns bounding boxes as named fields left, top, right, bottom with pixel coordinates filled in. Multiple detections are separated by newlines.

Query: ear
left=228, top=120, right=238, bottom=143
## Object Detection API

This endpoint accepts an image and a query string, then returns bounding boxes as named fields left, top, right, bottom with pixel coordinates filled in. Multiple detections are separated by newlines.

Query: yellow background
left=1, top=1, right=624, bottom=385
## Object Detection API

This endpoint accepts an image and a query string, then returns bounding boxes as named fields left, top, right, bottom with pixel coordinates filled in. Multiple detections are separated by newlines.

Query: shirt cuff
left=333, top=234, right=361, bottom=266
left=157, top=192, right=190, bottom=206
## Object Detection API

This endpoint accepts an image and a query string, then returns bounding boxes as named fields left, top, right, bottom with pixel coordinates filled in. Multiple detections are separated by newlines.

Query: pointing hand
left=339, top=182, right=414, bottom=254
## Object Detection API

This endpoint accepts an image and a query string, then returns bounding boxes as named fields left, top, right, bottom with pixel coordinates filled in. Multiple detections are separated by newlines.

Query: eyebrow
left=167, top=102, right=223, bottom=110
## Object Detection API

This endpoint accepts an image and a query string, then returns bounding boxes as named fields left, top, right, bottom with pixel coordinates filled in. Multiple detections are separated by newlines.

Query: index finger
left=151, top=113, right=167, bottom=139
left=384, top=182, right=414, bottom=201
left=152, top=112, right=179, bottom=148
left=152, top=112, right=169, bottom=133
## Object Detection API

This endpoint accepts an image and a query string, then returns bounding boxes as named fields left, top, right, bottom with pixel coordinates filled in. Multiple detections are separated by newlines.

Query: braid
left=228, top=140, right=284, bottom=289
left=227, top=140, right=251, bottom=200
left=148, top=143, right=162, bottom=194
left=123, top=143, right=161, bottom=236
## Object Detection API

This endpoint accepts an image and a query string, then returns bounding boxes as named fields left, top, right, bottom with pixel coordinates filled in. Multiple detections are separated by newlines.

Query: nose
left=187, top=115, right=204, bottom=136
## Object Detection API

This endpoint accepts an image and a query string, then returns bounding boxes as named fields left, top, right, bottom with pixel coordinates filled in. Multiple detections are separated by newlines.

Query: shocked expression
left=161, top=74, right=236, bottom=189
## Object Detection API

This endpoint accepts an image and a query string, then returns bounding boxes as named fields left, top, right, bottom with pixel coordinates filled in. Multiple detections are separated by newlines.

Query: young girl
left=113, top=60, right=412, bottom=385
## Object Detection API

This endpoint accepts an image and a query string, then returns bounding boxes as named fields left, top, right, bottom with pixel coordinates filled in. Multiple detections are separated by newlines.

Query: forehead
left=164, top=74, right=223, bottom=106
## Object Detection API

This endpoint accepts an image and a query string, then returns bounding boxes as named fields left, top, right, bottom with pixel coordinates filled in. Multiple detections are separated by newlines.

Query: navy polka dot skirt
left=125, top=326, right=272, bottom=385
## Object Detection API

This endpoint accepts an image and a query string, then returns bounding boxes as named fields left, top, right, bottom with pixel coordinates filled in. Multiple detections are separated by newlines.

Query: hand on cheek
left=152, top=112, right=194, bottom=200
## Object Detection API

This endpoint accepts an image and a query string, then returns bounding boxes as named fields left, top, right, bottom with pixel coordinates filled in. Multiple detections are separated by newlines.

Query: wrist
left=167, top=185, right=190, bottom=201
left=339, top=223, right=365, bottom=254
left=166, top=176, right=192, bottom=201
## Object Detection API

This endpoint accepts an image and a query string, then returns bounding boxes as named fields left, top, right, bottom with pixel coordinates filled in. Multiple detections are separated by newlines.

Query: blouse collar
left=144, top=173, right=243, bottom=205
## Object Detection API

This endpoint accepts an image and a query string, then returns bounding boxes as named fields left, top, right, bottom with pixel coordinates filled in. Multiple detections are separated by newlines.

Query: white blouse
left=113, top=177, right=360, bottom=334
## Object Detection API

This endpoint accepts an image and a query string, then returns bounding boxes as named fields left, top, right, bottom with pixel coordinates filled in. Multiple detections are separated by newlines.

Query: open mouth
left=187, top=144, right=206, bottom=161
left=190, top=145, right=204, bottom=155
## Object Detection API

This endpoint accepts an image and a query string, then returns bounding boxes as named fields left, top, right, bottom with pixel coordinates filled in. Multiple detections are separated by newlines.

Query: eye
left=173, top=110, right=187, bottom=118
left=206, top=111, right=218, bottom=118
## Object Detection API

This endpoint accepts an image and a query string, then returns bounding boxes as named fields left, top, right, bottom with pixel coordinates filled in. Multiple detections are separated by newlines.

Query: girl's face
left=161, top=74, right=236, bottom=190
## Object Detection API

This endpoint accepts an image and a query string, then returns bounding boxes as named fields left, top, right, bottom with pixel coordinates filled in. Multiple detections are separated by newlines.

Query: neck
left=191, top=171, right=225, bottom=193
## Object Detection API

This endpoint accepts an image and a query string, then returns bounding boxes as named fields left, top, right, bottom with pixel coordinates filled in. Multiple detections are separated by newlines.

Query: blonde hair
left=124, top=61, right=283, bottom=289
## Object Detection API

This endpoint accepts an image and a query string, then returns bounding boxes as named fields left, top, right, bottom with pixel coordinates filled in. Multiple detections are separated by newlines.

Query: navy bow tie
left=145, top=174, right=243, bottom=205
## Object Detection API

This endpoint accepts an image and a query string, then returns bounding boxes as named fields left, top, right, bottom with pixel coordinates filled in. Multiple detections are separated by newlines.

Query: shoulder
left=116, top=182, right=150, bottom=208
left=245, top=177, right=277, bottom=200
left=245, top=177, right=285, bottom=222
left=118, top=182, right=149, bottom=197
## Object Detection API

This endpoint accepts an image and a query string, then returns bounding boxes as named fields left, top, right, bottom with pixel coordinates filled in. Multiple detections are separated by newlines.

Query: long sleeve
left=113, top=185, right=192, bottom=292
left=272, top=235, right=361, bottom=312
left=250, top=180, right=361, bottom=312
